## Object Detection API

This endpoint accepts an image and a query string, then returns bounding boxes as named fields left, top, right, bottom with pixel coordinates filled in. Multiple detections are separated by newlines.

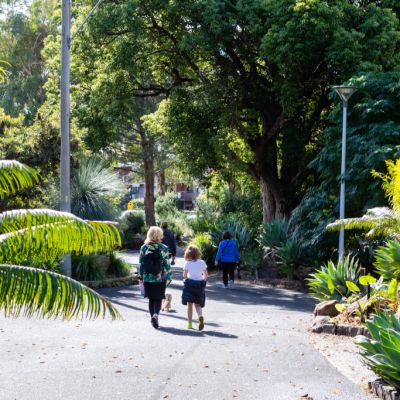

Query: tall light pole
left=60, top=0, right=71, bottom=276
left=332, top=85, right=358, bottom=259
left=60, top=0, right=105, bottom=276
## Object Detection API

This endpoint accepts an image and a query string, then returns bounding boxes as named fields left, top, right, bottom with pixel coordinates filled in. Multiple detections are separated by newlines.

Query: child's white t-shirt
left=184, top=259, right=207, bottom=280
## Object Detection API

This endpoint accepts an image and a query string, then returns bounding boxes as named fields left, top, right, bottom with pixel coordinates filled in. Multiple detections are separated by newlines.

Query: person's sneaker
left=223, top=284, right=229, bottom=289
left=187, top=322, right=193, bottom=329
left=229, top=280, right=234, bottom=289
left=198, top=316, right=205, bottom=331
left=151, top=314, right=159, bottom=329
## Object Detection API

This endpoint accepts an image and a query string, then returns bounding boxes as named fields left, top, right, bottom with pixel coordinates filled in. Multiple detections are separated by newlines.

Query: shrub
left=118, top=210, right=145, bottom=247
left=257, top=219, right=304, bottom=279
left=210, top=217, right=252, bottom=253
left=257, top=219, right=290, bottom=252
left=276, top=239, right=302, bottom=280
left=307, top=256, right=361, bottom=301
left=155, top=192, right=179, bottom=219
left=356, top=313, right=400, bottom=389
left=107, top=252, right=131, bottom=277
left=72, top=254, right=105, bottom=281
left=375, top=241, right=400, bottom=280
left=241, top=248, right=262, bottom=276
left=190, top=232, right=216, bottom=268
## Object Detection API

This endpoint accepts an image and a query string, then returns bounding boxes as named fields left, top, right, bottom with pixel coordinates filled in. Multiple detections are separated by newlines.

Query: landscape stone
left=313, top=300, right=339, bottom=317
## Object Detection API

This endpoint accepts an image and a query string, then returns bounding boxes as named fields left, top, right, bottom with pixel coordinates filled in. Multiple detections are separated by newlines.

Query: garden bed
left=81, top=274, right=139, bottom=289
left=370, top=379, right=400, bottom=400
left=239, top=276, right=305, bottom=291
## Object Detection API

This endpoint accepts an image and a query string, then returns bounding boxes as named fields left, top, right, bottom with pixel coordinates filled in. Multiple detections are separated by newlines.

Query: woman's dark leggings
left=148, top=299, right=162, bottom=316
left=221, top=262, right=236, bottom=285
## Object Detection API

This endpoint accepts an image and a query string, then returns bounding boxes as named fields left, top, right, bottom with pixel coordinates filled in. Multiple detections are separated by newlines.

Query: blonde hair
left=184, top=245, right=202, bottom=261
left=145, top=226, right=163, bottom=244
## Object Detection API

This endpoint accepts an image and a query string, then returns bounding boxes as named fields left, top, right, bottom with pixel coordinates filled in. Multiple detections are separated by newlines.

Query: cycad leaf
left=0, top=265, right=121, bottom=320
left=0, top=160, right=39, bottom=198
left=0, top=209, right=121, bottom=263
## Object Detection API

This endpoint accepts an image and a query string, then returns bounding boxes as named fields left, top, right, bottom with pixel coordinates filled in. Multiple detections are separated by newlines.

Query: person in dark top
left=161, top=222, right=177, bottom=265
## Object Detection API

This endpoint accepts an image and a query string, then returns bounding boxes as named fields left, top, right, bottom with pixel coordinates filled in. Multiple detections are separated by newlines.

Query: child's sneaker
left=198, top=316, right=205, bottom=331
left=229, top=280, right=234, bottom=289
left=151, top=314, right=159, bottom=329
left=187, top=322, right=193, bottom=329
left=223, top=284, right=229, bottom=289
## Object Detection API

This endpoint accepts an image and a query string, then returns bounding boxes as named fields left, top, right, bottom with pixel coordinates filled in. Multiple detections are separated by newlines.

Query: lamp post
left=60, top=0, right=104, bottom=276
left=332, top=85, right=358, bottom=259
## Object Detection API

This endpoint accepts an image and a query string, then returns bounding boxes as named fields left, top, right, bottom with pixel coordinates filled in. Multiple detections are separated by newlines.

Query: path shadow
left=110, top=297, right=220, bottom=327
left=159, top=326, right=238, bottom=339
left=100, top=275, right=316, bottom=315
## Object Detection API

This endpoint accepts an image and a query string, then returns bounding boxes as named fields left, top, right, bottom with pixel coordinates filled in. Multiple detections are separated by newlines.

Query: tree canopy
left=74, top=0, right=400, bottom=221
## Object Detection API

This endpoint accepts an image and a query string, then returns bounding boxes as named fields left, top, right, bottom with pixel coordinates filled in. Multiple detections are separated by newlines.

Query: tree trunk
left=158, top=169, right=166, bottom=195
left=138, top=123, right=156, bottom=226
left=254, top=130, right=289, bottom=223
left=259, top=177, right=288, bottom=223
left=143, top=157, right=156, bottom=226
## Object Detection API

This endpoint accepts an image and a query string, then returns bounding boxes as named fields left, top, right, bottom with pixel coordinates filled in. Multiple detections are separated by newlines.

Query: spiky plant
left=0, top=160, right=121, bottom=320
left=72, top=157, right=125, bottom=220
left=355, top=313, right=400, bottom=389
left=307, top=256, right=360, bottom=301
left=327, top=159, right=400, bottom=240
left=374, top=241, right=400, bottom=281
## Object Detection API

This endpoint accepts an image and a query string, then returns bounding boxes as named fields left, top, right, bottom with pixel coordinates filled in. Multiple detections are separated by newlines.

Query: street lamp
left=332, top=85, right=358, bottom=259
left=60, top=0, right=104, bottom=276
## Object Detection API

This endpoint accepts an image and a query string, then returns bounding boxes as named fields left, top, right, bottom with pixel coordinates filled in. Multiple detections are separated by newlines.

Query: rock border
left=370, top=379, right=400, bottom=400
left=81, top=275, right=139, bottom=289
left=320, top=323, right=370, bottom=337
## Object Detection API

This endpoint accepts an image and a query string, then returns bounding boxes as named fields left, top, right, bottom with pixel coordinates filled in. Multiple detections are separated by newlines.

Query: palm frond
left=0, top=209, right=121, bottom=264
left=0, top=265, right=121, bottom=320
left=0, top=160, right=39, bottom=198
left=326, top=207, right=400, bottom=239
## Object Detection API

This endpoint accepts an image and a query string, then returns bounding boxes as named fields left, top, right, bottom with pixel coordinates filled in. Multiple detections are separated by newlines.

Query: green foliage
left=276, top=239, right=302, bottom=280
left=155, top=192, right=179, bottom=219
left=258, top=219, right=304, bottom=279
left=0, top=264, right=120, bottom=320
left=72, top=254, right=105, bottom=282
left=210, top=217, right=252, bottom=254
left=158, top=212, right=193, bottom=243
left=190, top=232, right=216, bottom=269
left=71, top=157, right=125, bottom=220
left=119, top=210, right=145, bottom=235
left=0, top=0, right=57, bottom=122
left=375, top=241, right=400, bottom=280
left=258, top=220, right=290, bottom=251
left=355, top=313, right=400, bottom=389
left=241, top=247, right=263, bottom=276
left=73, top=0, right=400, bottom=222
left=118, top=210, right=145, bottom=249
left=0, top=160, right=121, bottom=319
left=307, top=257, right=361, bottom=301
left=107, top=252, right=131, bottom=278
left=0, top=159, right=39, bottom=198
left=293, top=72, right=400, bottom=261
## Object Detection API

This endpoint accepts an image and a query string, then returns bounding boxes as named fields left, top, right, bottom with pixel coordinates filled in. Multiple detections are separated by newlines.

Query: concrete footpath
left=0, top=255, right=373, bottom=400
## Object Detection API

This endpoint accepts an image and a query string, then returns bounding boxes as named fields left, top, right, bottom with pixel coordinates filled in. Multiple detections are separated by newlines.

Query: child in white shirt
left=182, top=245, right=208, bottom=330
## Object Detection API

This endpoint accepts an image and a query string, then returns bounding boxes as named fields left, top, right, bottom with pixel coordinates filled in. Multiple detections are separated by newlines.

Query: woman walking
left=182, top=245, right=208, bottom=330
left=215, top=231, right=240, bottom=289
left=139, top=226, right=172, bottom=329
